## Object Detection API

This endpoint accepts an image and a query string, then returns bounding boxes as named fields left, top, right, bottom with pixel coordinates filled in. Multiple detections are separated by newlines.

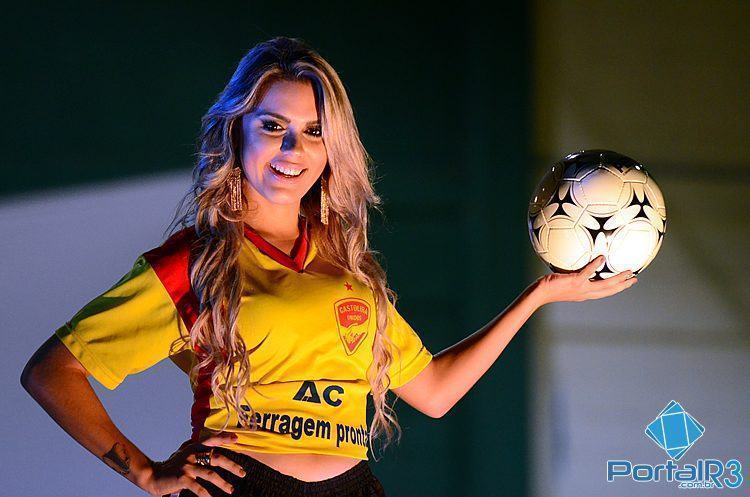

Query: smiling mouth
left=269, top=162, right=307, bottom=178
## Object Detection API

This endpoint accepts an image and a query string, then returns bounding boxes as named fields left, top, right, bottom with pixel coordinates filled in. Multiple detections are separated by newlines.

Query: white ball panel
left=571, top=167, right=631, bottom=216
left=644, top=178, right=667, bottom=218
left=622, top=166, right=648, bottom=184
left=643, top=204, right=665, bottom=232
left=542, top=217, right=594, bottom=270
left=639, top=234, right=664, bottom=273
left=607, top=220, right=660, bottom=272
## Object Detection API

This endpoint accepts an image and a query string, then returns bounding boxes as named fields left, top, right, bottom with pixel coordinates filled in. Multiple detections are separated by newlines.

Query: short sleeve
left=385, top=300, right=433, bottom=390
left=54, top=254, right=187, bottom=390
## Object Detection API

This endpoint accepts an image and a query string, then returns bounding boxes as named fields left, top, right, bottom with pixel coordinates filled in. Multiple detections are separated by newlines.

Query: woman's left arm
left=392, top=255, right=637, bottom=418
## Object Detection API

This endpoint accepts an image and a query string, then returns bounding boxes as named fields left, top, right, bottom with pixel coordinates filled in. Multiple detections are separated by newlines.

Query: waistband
left=215, top=447, right=373, bottom=496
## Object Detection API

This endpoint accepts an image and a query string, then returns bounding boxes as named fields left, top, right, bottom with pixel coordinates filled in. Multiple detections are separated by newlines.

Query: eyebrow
left=254, top=109, right=320, bottom=126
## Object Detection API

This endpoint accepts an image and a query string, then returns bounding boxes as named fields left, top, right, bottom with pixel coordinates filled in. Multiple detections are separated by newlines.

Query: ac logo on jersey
left=334, top=298, right=370, bottom=355
left=293, top=381, right=344, bottom=407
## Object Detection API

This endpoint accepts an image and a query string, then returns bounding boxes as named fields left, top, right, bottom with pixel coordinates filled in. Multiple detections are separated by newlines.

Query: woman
left=21, top=37, right=637, bottom=497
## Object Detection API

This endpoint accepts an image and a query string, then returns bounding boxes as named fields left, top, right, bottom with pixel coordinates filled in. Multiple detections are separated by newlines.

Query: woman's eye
left=261, top=120, right=283, bottom=132
left=260, top=120, right=321, bottom=138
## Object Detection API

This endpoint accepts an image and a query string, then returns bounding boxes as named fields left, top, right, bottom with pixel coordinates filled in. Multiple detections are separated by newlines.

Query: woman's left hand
left=533, top=255, right=638, bottom=306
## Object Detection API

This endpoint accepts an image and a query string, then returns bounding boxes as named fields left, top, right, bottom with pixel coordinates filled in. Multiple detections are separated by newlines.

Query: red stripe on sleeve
left=142, top=226, right=215, bottom=442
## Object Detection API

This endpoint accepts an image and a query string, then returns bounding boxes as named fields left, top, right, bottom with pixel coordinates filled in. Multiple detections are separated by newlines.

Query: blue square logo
left=645, top=400, right=705, bottom=461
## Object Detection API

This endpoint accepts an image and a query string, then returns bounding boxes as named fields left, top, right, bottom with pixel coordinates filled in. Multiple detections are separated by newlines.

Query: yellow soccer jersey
left=54, top=216, right=433, bottom=460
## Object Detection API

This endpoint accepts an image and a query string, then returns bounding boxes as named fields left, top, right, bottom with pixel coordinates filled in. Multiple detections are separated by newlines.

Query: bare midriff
left=232, top=448, right=363, bottom=482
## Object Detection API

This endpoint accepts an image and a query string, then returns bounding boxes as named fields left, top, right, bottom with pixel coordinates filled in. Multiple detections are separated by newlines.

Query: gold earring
left=229, top=167, right=243, bottom=213
left=320, top=176, right=329, bottom=225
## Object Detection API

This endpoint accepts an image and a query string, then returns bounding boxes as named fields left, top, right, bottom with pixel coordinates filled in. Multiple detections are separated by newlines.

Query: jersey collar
left=242, top=216, right=315, bottom=273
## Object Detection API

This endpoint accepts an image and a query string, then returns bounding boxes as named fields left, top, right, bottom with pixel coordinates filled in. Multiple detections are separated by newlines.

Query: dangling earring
left=229, top=167, right=243, bottom=213
left=320, top=176, right=329, bottom=225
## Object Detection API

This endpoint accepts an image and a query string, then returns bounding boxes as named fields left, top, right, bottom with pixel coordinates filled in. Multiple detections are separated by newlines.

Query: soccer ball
left=528, top=150, right=667, bottom=280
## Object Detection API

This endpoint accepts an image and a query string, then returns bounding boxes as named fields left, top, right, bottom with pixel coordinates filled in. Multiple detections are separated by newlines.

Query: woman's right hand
left=144, top=431, right=247, bottom=497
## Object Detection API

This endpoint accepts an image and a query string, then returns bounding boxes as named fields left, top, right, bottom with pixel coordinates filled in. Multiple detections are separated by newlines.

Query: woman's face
left=240, top=79, right=328, bottom=206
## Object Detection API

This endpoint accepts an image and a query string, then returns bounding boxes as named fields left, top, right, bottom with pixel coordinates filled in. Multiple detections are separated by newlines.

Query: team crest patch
left=334, top=298, right=370, bottom=355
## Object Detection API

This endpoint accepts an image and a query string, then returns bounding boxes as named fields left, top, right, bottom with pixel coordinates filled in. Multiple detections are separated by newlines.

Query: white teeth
left=270, top=163, right=304, bottom=177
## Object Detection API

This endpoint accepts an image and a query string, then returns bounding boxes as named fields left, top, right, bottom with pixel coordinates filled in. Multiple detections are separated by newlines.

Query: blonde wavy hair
left=166, top=36, right=407, bottom=460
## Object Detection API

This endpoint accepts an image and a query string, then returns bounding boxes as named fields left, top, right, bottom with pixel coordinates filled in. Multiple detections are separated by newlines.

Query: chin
left=263, top=191, right=307, bottom=205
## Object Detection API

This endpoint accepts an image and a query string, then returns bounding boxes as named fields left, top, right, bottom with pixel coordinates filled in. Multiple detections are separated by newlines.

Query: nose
left=280, top=129, right=305, bottom=157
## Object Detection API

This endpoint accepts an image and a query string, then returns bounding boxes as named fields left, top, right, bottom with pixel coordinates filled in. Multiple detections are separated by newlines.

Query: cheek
left=242, top=134, right=278, bottom=164
left=311, top=142, right=329, bottom=168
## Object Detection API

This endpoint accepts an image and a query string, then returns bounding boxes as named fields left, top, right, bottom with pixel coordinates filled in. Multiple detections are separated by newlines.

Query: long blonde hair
left=167, top=36, right=407, bottom=460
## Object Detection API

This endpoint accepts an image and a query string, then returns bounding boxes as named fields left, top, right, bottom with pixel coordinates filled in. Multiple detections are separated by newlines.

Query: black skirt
left=178, top=446, right=387, bottom=497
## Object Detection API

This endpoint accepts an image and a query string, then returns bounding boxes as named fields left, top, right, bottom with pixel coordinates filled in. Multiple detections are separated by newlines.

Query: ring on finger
left=196, top=448, right=214, bottom=467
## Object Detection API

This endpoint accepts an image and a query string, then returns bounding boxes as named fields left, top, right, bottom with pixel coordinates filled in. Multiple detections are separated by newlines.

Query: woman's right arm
left=20, top=334, right=244, bottom=497
left=20, top=334, right=159, bottom=493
